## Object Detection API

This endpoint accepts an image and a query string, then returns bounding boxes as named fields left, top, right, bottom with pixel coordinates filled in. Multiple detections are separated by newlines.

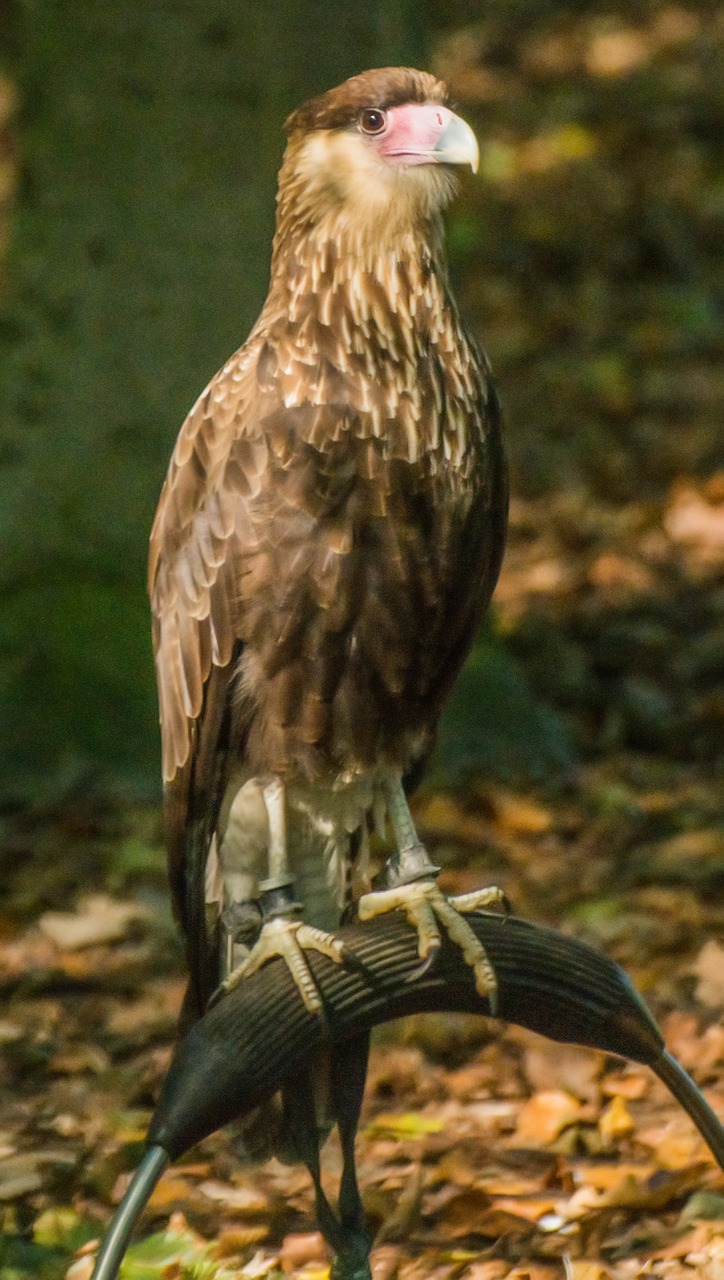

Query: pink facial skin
left=374, top=103, right=455, bottom=165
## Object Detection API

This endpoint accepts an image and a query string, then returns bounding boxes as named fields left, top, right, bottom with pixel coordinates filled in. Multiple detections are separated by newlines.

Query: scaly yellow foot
left=211, top=916, right=346, bottom=1015
left=357, top=881, right=506, bottom=1012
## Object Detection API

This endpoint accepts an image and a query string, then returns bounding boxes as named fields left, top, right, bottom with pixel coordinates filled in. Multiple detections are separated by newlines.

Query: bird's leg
left=281, top=1068, right=348, bottom=1262
left=330, top=1033, right=373, bottom=1280
left=210, top=778, right=346, bottom=1015
left=358, top=775, right=506, bottom=1013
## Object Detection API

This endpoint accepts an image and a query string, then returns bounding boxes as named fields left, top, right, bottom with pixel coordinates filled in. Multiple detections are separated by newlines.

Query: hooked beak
left=378, top=103, right=480, bottom=173
left=431, top=111, right=480, bottom=173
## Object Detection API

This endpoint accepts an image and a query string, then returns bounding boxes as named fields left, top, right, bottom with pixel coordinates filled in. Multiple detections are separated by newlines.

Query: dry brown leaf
left=600, top=1069, right=649, bottom=1100
left=210, top=1225, right=270, bottom=1257
left=634, top=1111, right=715, bottom=1170
left=564, top=1263, right=613, bottom=1280
left=507, top=1268, right=560, bottom=1280
left=370, top=1245, right=405, bottom=1280
left=598, top=1095, right=635, bottom=1143
left=558, top=1164, right=708, bottom=1221
left=651, top=1222, right=714, bottom=1260
left=489, top=790, right=553, bottom=836
left=577, top=1164, right=656, bottom=1192
left=65, top=1258, right=95, bottom=1280
left=198, top=1180, right=270, bottom=1214
left=523, top=1039, right=603, bottom=1103
left=474, top=1207, right=537, bottom=1238
left=515, top=1090, right=583, bottom=1145
left=665, top=487, right=724, bottom=550
left=38, top=895, right=149, bottom=950
left=146, top=1175, right=196, bottom=1210
left=443, top=1064, right=495, bottom=1102
left=280, top=1232, right=329, bottom=1273
left=239, top=1250, right=282, bottom=1278
left=417, top=794, right=491, bottom=845
left=482, top=1176, right=550, bottom=1197
left=432, top=1187, right=493, bottom=1235
left=588, top=553, right=654, bottom=592
left=685, top=1228, right=724, bottom=1279
left=460, top=1264, right=508, bottom=1280
left=487, top=1195, right=558, bottom=1223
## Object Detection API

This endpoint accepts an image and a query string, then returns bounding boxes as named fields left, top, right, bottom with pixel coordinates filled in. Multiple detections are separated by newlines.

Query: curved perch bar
left=91, top=912, right=724, bottom=1280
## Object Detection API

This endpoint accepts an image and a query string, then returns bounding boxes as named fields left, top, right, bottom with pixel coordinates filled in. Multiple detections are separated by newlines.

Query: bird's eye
left=359, top=108, right=387, bottom=136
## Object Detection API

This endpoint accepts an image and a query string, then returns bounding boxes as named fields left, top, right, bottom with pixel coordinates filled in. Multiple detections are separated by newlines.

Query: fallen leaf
left=239, top=1251, right=282, bottom=1278
left=588, top=554, right=654, bottom=592
left=600, top=1069, right=649, bottom=1100
left=377, top=1167, right=425, bottom=1244
left=651, top=1222, right=714, bottom=1260
left=365, top=1112, right=444, bottom=1137
left=523, top=1039, right=603, bottom=1102
left=598, top=1095, right=635, bottom=1142
left=515, top=1091, right=583, bottom=1145
left=65, top=1258, right=94, bottom=1280
left=564, top=1263, right=613, bottom=1280
left=665, top=487, right=724, bottom=549
left=370, top=1245, right=404, bottom=1280
left=145, top=1175, right=195, bottom=1210
left=431, top=1187, right=492, bottom=1235
left=637, top=1121, right=710, bottom=1169
left=487, top=1195, right=558, bottom=1223
left=578, top=1164, right=656, bottom=1191
left=482, top=1175, right=550, bottom=1196
left=474, top=1207, right=538, bottom=1238
left=211, top=1225, right=270, bottom=1256
left=280, top=1232, right=329, bottom=1273
left=490, top=790, right=553, bottom=836
left=198, top=1180, right=270, bottom=1214
left=557, top=1165, right=708, bottom=1220
left=39, top=894, right=149, bottom=950
left=459, top=1264, right=508, bottom=1280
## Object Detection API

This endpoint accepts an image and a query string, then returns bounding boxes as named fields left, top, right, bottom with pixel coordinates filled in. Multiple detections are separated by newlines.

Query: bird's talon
left=210, top=916, right=347, bottom=1016
left=359, top=877, right=502, bottom=1011
left=406, top=942, right=441, bottom=984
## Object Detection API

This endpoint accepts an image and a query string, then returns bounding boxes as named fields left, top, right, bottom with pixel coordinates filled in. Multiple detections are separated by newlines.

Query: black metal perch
left=91, top=912, right=724, bottom=1280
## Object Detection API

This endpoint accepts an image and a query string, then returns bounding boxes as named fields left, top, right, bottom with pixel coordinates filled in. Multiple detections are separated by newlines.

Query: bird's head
left=276, top=67, right=479, bottom=250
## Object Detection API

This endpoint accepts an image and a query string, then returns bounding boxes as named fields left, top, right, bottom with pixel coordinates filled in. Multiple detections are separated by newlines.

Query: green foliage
left=0, top=1208, right=100, bottom=1280
left=435, top=619, right=575, bottom=786
left=119, top=1223, right=239, bottom=1279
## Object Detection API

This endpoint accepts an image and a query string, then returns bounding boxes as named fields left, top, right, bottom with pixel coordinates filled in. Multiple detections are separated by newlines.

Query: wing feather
left=149, top=348, right=265, bottom=785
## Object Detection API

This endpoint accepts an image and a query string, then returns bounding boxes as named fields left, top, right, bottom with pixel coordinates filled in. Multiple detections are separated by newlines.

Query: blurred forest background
left=0, top=0, right=720, bottom=801
left=0, top=2, right=722, bottom=1279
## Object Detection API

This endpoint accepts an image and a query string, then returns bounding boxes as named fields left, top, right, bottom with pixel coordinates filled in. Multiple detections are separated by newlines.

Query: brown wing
left=149, top=340, right=271, bottom=1012
left=149, top=343, right=269, bottom=785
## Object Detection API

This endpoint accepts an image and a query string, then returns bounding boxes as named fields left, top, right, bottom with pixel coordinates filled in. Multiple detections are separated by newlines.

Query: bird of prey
left=149, top=67, right=508, bottom=1035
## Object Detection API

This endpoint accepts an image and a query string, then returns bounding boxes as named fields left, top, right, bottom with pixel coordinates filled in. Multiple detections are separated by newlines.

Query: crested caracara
left=149, top=67, right=509, bottom=1031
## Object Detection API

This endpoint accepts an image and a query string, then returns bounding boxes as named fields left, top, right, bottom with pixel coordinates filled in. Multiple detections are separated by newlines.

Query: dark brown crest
left=284, top=67, right=447, bottom=137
